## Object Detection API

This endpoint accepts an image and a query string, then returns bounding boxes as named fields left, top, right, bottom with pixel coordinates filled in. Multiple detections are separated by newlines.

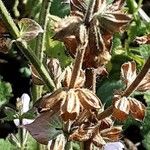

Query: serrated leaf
left=24, top=111, right=63, bottom=145
left=18, top=18, right=43, bottom=41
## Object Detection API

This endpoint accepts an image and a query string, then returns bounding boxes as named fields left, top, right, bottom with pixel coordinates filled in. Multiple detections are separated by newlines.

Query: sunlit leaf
left=18, top=18, right=43, bottom=41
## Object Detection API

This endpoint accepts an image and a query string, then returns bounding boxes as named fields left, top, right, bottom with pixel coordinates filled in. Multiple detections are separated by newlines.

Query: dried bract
left=53, top=0, right=131, bottom=68
left=121, top=61, right=136, bottom=88
left=112, top=96, right=146, bottom=121
left=129, top=97, right=145, bottom=121
left=112, top=97, right=130, bottom=121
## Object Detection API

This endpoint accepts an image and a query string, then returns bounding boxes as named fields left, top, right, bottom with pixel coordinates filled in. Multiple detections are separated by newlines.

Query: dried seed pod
left=30, top=65, right=44, bottom=85
left=121, top=61, right=137, bottom=88
left=61, top=89, right=80, bottom=121
left=38, top=88, right=67, bottom=112
left=63, top=66, right=85, bottom=88
left=53, top=0, right=131, bottom=68
left=112, top=97, right=130, bottom=121
left=129, top=97, right=145, bottom=121
left=77, top=88, right=102, bottom=109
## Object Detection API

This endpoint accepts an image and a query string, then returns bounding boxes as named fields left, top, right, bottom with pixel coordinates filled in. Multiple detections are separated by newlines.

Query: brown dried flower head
left=112, top=95, right=146, bottom=121
left=121, top=61, right=150, bottom=92
left=69, top=118, right=122, bottom=148
left=38, top=87, right=102, bottom=122
left=53, top=0, right=131, bottom=68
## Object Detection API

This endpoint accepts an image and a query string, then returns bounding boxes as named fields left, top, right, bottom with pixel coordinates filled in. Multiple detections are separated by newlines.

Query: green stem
left=16, top=41, right=55, bottom=91
left=33, top=0, right=52, bottom=100
left=35, top=0, right=51, bottom=61
left=0, top=0, right=55, bottom=91
left=0, top=0, right=20, bottom=38
left=65, top=141, right=73, bottom=150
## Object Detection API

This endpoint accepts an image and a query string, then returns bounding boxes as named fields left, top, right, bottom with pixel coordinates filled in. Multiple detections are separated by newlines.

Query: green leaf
left=0, top=139, right=16, bottom=150
left=144, top=92, right=150, bottom=104
left=24, top=111, right=63, bottom=145
left=50, top=0, right=70, bottom=18
left=45, top=22, right=72, bottom=68
left=97, top=80, right=124, bottom=107
left=139, top=44, right=150, bottom=59
left=3, top=107, right=17, bottom=121
left=0, top=80, right=12, bottom=107
left=18, top=18, right=43, bottom=41
left=143, top=131, right=150, bottom=150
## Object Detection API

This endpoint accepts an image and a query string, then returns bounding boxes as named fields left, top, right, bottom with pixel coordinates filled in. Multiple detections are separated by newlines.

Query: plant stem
left=97, top=56, right=150, bottom=120
left=123, top=57, right=150, bottom=97
left=0, top=0, right=55, bottom=91
left=69, top=42, right=87, bottom=88
left=65, top=141, right=73, bottom=150
left=33, top=0, right=52, bottom=101
left=16, top=41, right=55, bottom=91
left=0, top=0, right=19, bottom=38
left=85, top=69, right=96, bottom=93
left=35, top=0, right=51, bottom=62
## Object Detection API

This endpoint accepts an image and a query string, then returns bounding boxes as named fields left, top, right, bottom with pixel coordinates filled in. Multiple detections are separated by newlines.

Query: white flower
left=14, top=93, right=34, bottom=126
left=14, top=119, right=34, bottom=126
left=104, top=142, right=124, bottom=150
left=20, top=93, right=30, bottom=113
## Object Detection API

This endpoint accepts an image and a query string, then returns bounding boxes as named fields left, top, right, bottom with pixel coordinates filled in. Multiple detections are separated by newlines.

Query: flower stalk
left=69, top=33, right=88, bottom=88
left=98, top=56, right=150, bottom=120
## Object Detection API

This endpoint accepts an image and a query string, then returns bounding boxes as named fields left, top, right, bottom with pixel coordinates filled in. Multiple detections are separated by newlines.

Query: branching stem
left=98, top=56, right=150, bottom=120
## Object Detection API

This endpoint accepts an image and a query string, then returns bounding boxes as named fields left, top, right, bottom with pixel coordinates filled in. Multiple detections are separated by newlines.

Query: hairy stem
left=0, top=0, right=55, bottom=91
left=98, top=56, right=150, bottom=120
left=16, top=41, right=55, bottom=91
left=33, top=0, right=52, bottom=100
left=0, top=0, right=19, bottom=38
left=35, top=0, right=51, bottom=61
left=69, top=42, right=87, bottom=88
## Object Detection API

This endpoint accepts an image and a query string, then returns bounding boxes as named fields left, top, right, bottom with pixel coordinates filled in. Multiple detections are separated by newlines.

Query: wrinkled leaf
left=24, top=111, right=63, bottom=145
left=18, top=18, right=43, bottom=41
